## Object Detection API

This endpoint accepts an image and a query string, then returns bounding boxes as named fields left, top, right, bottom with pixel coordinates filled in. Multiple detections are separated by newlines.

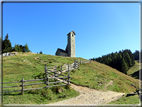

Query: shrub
left=65, top=84, right=71, bottom=90
left=52, top=86, right=65, bottom=94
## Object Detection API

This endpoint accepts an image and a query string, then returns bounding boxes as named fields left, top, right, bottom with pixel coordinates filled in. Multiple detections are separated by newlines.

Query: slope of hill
left=3, top=52, right=84, bottom=104
left=3, top=52, right=140, bottom=104
left=127, top=60, right=142, bottom=80
left=60, top=61, right=139, bottom=93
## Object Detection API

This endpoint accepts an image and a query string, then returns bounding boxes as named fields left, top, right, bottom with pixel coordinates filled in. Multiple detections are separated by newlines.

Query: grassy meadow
left=3, top=52, right=83, bottom=104
left=2, top=52, right=141, bottom=104
left=60, top=61, right=139, bottom=93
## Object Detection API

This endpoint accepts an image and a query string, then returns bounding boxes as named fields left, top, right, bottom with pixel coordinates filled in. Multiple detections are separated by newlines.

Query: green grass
left=3, top=52, right=141, bottom=104
left=3, top=85, right=79, bottom=104
left=3, top=52, right=84, bottom=104
left=127, top=60, right=142, bottom=80
left=109, top=94, right=140, bottom=104
left=60, top=62, right=139, bottom=93
left=60, top=61, right=141, bottom=104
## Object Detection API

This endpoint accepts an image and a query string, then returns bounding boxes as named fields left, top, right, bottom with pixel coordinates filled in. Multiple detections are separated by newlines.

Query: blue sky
left=3, top=2, right=140, bottom=59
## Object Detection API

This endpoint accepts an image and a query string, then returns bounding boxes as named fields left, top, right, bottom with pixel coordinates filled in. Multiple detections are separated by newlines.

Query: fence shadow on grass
left=126, top=92, right=138, bottom=97
left=3, top=92, right=22, bottom=96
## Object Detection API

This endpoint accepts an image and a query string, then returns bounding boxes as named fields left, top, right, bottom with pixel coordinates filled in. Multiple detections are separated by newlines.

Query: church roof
left=67, top=31, right=76, bottom=35
left=57, top=48, right=67, bottom=53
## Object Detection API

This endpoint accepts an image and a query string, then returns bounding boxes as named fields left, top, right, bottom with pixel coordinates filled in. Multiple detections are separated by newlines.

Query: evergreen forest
left=91, top=49, right=136, bottom=74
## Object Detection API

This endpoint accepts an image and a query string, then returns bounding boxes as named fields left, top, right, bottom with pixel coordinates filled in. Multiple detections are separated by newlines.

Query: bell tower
left=67, top=31, right=76, bottom=57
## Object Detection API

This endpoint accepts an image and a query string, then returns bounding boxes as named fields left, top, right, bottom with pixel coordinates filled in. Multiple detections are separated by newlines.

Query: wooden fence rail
left=2, top=59, right=91, bottom=94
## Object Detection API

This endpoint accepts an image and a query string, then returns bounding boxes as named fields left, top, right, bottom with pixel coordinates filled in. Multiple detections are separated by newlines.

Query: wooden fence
left=2, top=59, right=91, bottom=94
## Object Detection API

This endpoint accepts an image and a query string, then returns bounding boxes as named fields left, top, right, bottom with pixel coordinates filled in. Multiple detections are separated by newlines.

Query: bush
left=65, top=84, right=71, bottom=90
left=52, top=86, right=65, bottom=94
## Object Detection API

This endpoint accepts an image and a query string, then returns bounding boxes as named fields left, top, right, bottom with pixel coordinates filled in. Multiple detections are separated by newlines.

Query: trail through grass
left=3, top=52, right=140, bottom=104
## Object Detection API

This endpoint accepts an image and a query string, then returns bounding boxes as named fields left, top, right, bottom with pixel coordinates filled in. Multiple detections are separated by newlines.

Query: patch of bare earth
left=34, top=57, right=39, bottom=60
left=49, top=63, right=125, bottom=105
left=50, top=79, right=125, bottom=105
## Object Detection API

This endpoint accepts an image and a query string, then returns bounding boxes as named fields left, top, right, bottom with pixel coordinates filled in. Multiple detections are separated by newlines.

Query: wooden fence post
left=75, top=61, right=76, bottom=68
left=45, top=64, right=49, bottom=88
left=54, top=66, right=56, bottom=81
left=21, top=77, right=24, bottom=95
left=68, top=64, right=70, bottom=85
left=74, top=61, right=75, bottom=69
left=61, top=65, right=62, bottom=74
left=78, top=60, right=79, bottom=68
left=55, top=66, right=57, bottom=77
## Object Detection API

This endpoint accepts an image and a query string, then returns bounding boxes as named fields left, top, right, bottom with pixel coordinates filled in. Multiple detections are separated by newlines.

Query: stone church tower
left=67, top=31, right=76, bottom=57
left=55, top=31, right=76, bottom=57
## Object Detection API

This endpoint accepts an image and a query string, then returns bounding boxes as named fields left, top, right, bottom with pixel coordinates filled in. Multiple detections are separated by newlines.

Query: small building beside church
left=55, top=31, right=76, bottom=57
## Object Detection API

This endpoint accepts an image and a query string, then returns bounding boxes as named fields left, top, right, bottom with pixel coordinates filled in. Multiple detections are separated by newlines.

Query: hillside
left=127, top=60, right=142, bottom=80
left=3, top=52, right=140, bottom=104
left=60, top=60, right=139, bottom=93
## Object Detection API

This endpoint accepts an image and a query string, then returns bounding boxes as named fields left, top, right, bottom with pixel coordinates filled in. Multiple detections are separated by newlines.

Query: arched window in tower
left=72, top=34, right=73, bottom=37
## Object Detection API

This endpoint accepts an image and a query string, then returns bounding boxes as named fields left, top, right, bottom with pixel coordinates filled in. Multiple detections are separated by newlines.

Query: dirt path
left=49, top=63, right=125, bottom=105
left=50, top=81, right=125, bottom=105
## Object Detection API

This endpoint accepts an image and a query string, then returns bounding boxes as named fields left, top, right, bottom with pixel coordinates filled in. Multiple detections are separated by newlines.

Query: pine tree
left=121, top=58, right=128, bottom=74
left=14, top=44, right=22, bottom=52
left=133, top=50, right=139, bottom=60
left=125, top=52, right=132, bottom=67
left=115, top=53, right=122, bottom=71
left=128, top=49, right=135, bottom=66
left=92, top=49, right=135, bottom=74
left=14, top=44, right=18, bottom=52
left=16, top=45, right=21, bottom=52
left=2, top=34, right=12, bottom=53
left=24, top=43, right=30, bottom=52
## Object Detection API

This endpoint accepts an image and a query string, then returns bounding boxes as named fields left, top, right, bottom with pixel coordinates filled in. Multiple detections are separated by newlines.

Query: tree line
left=2, top=34, right=30, bottom=53
left=133, top=50, right=142, bottom=60
left=90, top=49, right=135, bottom=74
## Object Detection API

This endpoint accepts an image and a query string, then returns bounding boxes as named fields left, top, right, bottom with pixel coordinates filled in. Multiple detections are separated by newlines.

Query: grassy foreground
left=3, top=85, right=79, bottom=104
left=108, top=94, right=140, bottom=104
left=3, top=52, right=141, bottom=104
left=60, top=60, right=140, bottom=104
left=3, top=52, right=83, bottom=104
left=108, top=60, right=141, bottom=104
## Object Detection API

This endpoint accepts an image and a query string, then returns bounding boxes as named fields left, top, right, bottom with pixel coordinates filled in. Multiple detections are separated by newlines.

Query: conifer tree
left=14, top=44, right=22, bottom=52
left=116, top=53, right=122, bottom=71
left=2, top=34, right=12, bottom=53
left=14, top=44, right=18, bottom=52
left=133, top=50, right=139, bottom=60
left=93, top=49, right=135, bottom=74
left=24, top=43, right=30, bottom=52
left=128, top=49, right=135, bottom=66
left=121, top=58, right=128, bottom=74
left=125, top=52, right=132, bottom=67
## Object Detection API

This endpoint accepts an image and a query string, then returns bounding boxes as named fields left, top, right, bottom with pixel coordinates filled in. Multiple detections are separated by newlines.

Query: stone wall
left=59, top=52, right=68, bottom=56
left=2, top=52, right=17, bottom=57
left=56, top=49, right=68, bottom=57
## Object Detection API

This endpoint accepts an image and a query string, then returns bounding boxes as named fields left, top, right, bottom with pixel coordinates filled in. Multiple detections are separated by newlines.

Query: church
left=55, top=31, right=76, bottom=57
